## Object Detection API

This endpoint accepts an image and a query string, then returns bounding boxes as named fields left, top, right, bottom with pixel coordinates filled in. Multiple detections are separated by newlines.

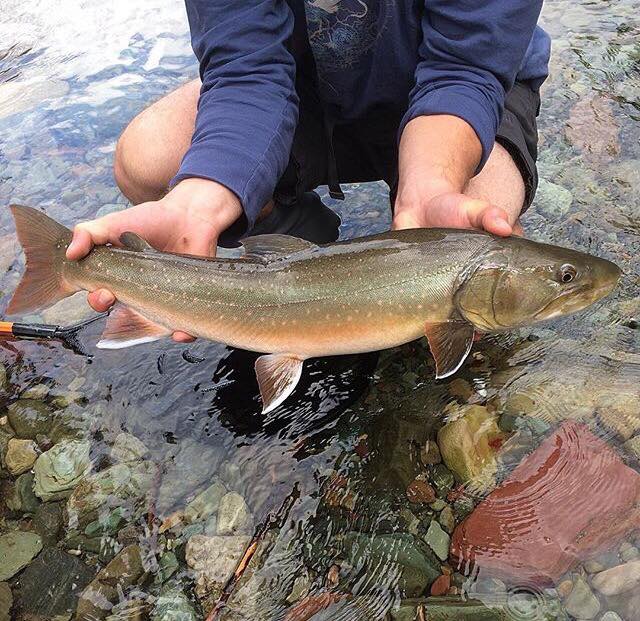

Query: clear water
left=0, top=1, right=638, bottom=620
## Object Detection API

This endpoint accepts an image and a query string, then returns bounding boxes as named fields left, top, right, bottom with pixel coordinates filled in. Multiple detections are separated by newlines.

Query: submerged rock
left=5, top=438, right=38, bottom=475
left=151, top=584, right=198, bottom=621
left=0, top=531, right=42, bottom=580
left=183, top=478, right=227, bottom=524
left=563, top=575, right=600, bottom=620
left=592, top=560, right=640, bottom=596
left=451, top=422, right=640, bottom=585
left=0, top=583, right=12, bottom=621
left=33, top=439, right=92, bottom=501
left=7, top=399, right=52, bottom=439
left=110, top=432, right=149, bottom=463
left=5, top=472, right=40, bottom=514
left=19, top=548, right=93, bottom=617
left=342, top=532, right=440, bottom=597
left=33, top=502, right=64, bottom=546
left=217, top=491, right=253, bottom=536
left=437, top=405, right=504, bottom=489
left=185, top=534, right=251, bottom=602
left=424, top=521, right=450, bottom=562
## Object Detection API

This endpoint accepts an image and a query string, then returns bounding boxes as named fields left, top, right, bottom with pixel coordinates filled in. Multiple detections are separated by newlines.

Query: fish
left=6, top=205, right=621, bottom=413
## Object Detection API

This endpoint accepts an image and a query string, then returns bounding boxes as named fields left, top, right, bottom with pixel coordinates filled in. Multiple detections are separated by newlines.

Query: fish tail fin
left=7, top=204, right=76, bottom=315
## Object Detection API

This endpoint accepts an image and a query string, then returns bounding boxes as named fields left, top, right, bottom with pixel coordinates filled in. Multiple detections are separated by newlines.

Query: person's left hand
left=392, top=191, right=523, bottom=236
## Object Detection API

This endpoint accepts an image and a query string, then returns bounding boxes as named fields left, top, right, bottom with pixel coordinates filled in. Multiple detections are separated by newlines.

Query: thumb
left=179, top=232, right=219, bottom=258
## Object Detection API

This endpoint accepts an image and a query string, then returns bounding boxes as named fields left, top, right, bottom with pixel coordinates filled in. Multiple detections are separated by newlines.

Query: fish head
left=453, top=237, right=622, bottom=332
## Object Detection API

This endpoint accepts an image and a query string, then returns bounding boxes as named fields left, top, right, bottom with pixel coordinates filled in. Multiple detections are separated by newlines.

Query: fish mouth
left=534, top=278, right=618, bottom=321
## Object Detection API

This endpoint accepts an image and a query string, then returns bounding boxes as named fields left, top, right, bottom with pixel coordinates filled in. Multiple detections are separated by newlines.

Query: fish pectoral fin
left=119, top=232, right=155, bottom=252
left=242, top=235, right=317, bottom=262
left=96, top=304, right=172, bottom=349
left=254, top=353, right=304, bottom=413
left=424, top=321, right=475, bottom=379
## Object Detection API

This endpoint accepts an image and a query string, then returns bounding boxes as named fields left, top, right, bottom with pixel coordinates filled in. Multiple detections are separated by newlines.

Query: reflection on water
left=0, top=0, right=639, bottom=619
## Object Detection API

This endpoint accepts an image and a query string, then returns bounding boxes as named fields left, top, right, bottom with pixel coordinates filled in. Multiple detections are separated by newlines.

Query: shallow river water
left=0, top=1, right=639, bottom=620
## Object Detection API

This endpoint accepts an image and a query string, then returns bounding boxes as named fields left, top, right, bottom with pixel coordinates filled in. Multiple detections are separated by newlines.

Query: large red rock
left=451, top=421, right=640, bottom=585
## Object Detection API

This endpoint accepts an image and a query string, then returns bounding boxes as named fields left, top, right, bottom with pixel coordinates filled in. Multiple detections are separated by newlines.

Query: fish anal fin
left=242, top=235, right=316, bottom=262
left=119, top=232, right=155, bottom=252
left=424, top=321, right=475, bottom=379
left=254, top=353, right=304, bottom=413
left=96, top=304, right=171, bottom=349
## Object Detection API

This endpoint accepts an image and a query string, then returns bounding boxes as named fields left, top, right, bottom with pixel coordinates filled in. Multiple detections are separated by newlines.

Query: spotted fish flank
left=7, top=205, right=621, bottom=413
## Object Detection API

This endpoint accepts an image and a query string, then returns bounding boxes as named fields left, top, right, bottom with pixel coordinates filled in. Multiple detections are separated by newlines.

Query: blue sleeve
left=400, top=0, right=543, bottom=172
left=173, top=0, right=298, bottom=232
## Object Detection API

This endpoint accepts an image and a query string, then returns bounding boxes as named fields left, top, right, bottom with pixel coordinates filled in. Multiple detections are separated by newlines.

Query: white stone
left=592, top=560, right=640, bottom=596
left=216, top=492, right=252, bottom=536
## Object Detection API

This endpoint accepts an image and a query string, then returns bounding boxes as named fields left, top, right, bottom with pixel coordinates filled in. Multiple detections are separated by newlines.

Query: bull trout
left=7, top=205, right=621, bottom=413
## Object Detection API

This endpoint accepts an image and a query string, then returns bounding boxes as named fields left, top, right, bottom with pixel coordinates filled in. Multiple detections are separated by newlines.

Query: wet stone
left=5, top=438, right=38, bottom=475
left=592, top=560, right=640, bottom=596
left=217, top=491, right=252, bottom=536
left=438, top=505, right=456, bottom=534
left=619, top=542, right=640, bottom=562
left=431, top=464, right=455, bottom=497
left=286, top=571, right=312, bottom=605
left=0, top=583, right=12, bottom=621
left=564, top=575, right=600, bottom=620
left=151, top=584, right=198, bottom=621
left=406, top=478, right=436, bottom=504
left=0, top=531, right=42, bottom=580
left=7, top=399, right=53, bottom=439
left=600, top=612, right=623, bottom=621
left=5, top=472, right=40, bottom=514
left=424, top=520, right=450, bottom=561
left=33, top=502, right=64, bottom=546
left=184, top=478, right=227, bottom=524
left=110, top=432, right=149, bottom=463
left=20, top=383, right=50, bottom=401
left=33, top=439, right=92, bottom=501
left=420, top=440, right=442, bottom=466
left=19, top=548, right=94, bottom=617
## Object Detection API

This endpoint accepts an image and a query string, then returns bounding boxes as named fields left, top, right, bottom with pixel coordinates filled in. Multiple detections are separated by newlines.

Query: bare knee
left=114, top=80, right=201, bottom=204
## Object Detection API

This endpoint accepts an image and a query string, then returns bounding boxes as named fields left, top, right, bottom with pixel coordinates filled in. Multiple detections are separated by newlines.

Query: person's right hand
left=66, top=177, right=243, bottom=342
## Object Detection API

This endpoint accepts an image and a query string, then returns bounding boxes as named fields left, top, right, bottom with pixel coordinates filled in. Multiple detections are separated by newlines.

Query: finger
left=480, top=206, right=513, bottom=237
left=181, top=233, right=218, bottom=258
left=66, top=228, right=94, bottom=260
left=172, top=331, right=196, bottom=343
left=66, top=220, right=116, bottom=260
left=87, top=289, right=116, bottom=312
left=392, top=210, right=421, bottom=230
left=512, top=220, right=525, bottom=237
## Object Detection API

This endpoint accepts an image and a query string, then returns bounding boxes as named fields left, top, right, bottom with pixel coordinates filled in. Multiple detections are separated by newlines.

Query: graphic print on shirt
left=304, top=0, right=391, bottom=95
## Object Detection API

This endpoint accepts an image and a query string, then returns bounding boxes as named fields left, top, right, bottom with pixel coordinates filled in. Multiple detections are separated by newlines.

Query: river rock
left=76, top=545, right=144, bottom=619
left=33, top=502, right=64, bottom=546
left=406, top=478, right=436, bottom=504
left=451, top=422, right=640, bottom=585
left=600, top=612, right=623, bottom=621
left=185, top=534, right=251, bottom=601
left=151, top=585, right=198, bottom=621
left=342, top=532, right=440, bottom=597
left=110, top=432, right=149, bottom=463
left=33, top=439, right=92, bottom=500
left=424, top=520, right=450, bottom=561
left=535, top=178, right=574, bottom=217
left=5, top=472, right=40, bottom=513
left=0, top=583, right=11, bottom=621
left=437, top=405, right=504, bottom=489
left=66, top=461, right=156, bottom=528
left=21, top=383, right=50, bottom=401
left=420, top=440, right=441, bottom=465
left=563, top=575, right=600, bottom=620
left=5, top=438, right=38, bottom=475
left=7, top=399, right=53, bottom=439
left=19, top=548, right=93, bottom=617
left=217, top=491, right=252, bottom=536
left=592, top=560, right=640, bottom=596
left=565, top=94, right=620, bottom=159
left=0, top=531, right=42, bottom=580
left=439, top=505, right=456, bottom=534
left=184, top=478, right=227, bottom=524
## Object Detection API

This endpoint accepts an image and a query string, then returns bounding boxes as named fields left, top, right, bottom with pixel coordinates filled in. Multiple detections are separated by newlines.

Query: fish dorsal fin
left=254, top=353, right=304, bottom=413
left=424, top=321, right=475, bottom=379
left=96, top=304, right=171, bottom=349
left=242, top=234, right=316, bottom=262
left=120, top=232, right=155, bottom=252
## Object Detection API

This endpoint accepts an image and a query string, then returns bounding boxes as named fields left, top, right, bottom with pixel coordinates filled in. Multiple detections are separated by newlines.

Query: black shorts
left=275, top=81, right=541, bottom=213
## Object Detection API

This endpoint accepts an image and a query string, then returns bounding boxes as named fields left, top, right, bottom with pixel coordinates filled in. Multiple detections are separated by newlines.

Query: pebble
left=20, top=383, right=50, bottom=401
left=0, top=583, right=12, bottom=621
left=592, top=560, right=640, bottom=596
left=557, top=578, right=573, bottom=598
left=5, top=438, right=38, bottom=475
left=110, top=432, right=149, bottom=463
left=0, top=532, right=43, bottom=581
left=438, top=505, right=456, bottom=534
left=33, top=502, right=63, bottom=546
left=7, top=399, right=52, bottom=439
left=600, top=612, right=623, bottom=621
left=185, top=534, right=251, bottom=599
left=563, top=575, right=601, bottom=620
left=184, top=478, right=227, bottom=524
left=217, top=491, right=253, bottom=536
left=420, top=440, right=441, bottom=466
left=431, top=464, right=455, bottom=497
left=430, top=574, right=451, bottom=596
left=406, top=478, right=436, bottom=504
left=33, top=439, right=92, bottom=500
left=5, top=472, right=40, bottom=513
left=424, top=521, right=450, bottom=562
left=151, top=585, right=198, bottom=621
left=584, top=560, right=607, bottom=574
left=286, top=572, right=312, bottom=604
left=619, top=542, right=640, bottom=562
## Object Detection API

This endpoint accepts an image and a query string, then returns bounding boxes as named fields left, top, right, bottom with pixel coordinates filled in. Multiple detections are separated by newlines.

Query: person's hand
left=393, top=191, right=523, bottom=236
left=66, top=177, right=243, bottom=342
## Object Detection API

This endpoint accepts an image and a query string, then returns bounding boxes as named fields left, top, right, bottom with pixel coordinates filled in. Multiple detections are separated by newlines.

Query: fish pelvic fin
left=254, top=353, right=304, bottom=413
left=96, top=304, right=172, bottom=349
left=424, top=320, right=475, bottom=379
left=7, top=205, right=76, bottom=315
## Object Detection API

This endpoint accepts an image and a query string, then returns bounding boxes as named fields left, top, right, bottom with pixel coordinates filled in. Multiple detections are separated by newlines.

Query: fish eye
left=559, top=264, right=577, bottom=284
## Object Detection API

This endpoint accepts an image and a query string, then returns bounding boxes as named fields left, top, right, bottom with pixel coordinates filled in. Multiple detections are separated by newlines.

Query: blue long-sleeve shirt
left=174, top=0, right=550, bottom=231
